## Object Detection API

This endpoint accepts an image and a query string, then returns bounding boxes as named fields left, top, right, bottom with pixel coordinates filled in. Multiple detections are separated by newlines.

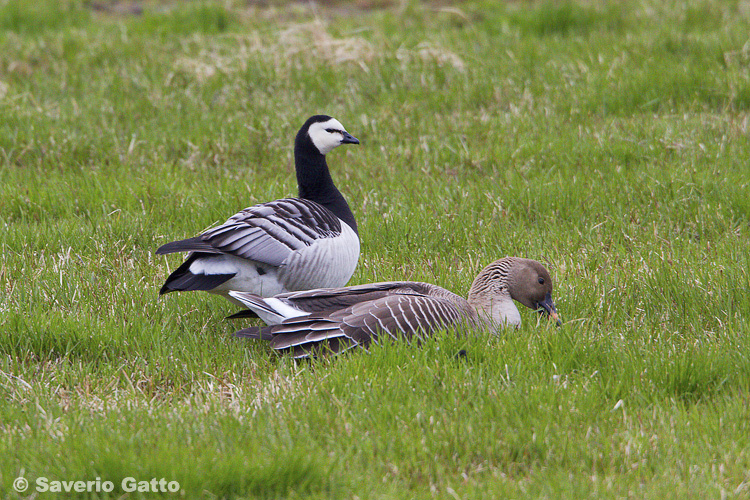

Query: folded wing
left=157, top=198, right=344, bottom=267
left=235, top=286, right=476, bottom=358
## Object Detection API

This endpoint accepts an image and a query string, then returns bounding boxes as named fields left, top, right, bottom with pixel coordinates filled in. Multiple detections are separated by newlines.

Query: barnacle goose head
left=302, top=115, right=360, bottom=155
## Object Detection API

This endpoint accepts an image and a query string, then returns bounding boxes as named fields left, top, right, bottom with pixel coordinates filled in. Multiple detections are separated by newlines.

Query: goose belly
left=278, top=223, right=360, bottom=291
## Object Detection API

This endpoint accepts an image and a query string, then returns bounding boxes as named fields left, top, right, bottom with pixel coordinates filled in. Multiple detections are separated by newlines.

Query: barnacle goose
left=156, top=115, right=361, bottom=304
left=229, top=257, right=561, bottom=357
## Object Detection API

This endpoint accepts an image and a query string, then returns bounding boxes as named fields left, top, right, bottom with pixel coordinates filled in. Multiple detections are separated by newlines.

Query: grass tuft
left=0, top=0, right=90, bottom=34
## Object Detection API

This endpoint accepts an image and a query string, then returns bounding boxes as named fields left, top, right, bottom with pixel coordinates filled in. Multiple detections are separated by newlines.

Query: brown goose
left=229, top=257, right=560, bottom=357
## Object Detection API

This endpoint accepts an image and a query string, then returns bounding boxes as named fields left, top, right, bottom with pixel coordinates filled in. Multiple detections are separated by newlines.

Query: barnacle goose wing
left=156, top=198, right=344, bottom=267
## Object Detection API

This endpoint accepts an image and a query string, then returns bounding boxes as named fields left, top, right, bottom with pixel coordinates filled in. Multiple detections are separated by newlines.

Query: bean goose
left=156, top=115, right=360, bottom=304
left=230, top=257, right=560, bottom=357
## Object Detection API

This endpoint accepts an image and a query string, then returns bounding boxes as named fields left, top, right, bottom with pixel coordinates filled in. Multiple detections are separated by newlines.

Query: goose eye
left=538, top=277, right=545, bottom=285
left=325, top=128, right=340, bottom=134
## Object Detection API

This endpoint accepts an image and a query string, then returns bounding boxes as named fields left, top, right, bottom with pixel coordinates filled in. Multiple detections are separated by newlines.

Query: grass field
left=1, top=0, right=750, bottom=498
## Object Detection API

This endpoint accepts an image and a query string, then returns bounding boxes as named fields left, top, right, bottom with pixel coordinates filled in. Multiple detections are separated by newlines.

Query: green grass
left=1, top=0, right=750, bottom=498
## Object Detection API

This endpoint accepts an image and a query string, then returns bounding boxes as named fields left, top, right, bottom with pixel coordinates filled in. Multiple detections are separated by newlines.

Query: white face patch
left=308, top=118, right=348, bottom=155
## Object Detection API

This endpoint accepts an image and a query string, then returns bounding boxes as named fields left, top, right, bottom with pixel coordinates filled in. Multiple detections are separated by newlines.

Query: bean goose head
left=468, top=257, right=560, bottom=328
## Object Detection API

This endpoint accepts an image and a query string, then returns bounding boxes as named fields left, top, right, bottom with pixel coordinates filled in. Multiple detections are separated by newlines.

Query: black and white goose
left=229, top=257, right=561, bottom=357
left=156, top=115, right=360, bottom=304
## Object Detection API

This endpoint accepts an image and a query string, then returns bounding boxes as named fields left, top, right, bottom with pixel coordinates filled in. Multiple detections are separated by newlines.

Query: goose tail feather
left=156, top=236, right=218, bottom=255
left=159, top=256, right=235, bottom=294
left=234, top=326, right=274, bottom=341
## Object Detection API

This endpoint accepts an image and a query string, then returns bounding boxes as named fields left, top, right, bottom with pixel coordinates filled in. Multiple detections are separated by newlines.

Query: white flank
left=278, top=221, right=360, bottom=291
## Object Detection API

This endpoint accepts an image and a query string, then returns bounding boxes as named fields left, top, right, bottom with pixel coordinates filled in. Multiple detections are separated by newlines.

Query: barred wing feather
left=156, top=198, right=343, bottom=267
left=265, top=281, right=452, bottom=316
left=265, top=294, right=474, bottom=355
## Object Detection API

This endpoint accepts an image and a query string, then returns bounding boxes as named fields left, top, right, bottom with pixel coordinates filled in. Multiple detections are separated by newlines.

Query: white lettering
left=121, top=477, right=136, bottom=492
left=36, top=477, right=49, bottom=492
left=35, top=476, right=178, bottom=493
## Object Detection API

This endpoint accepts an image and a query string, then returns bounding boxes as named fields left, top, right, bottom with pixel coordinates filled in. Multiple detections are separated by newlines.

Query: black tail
left=159, top=255, right=235, bottom=294
left=234, top=326, right=274, bottom=341
left=225, top=309, right=260, bottom=320
left=156, top=236, right=218, bottom=255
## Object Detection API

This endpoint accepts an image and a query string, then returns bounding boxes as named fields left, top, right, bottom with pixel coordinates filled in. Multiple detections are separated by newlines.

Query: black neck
left=294, top=140, right=358, bottom=235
